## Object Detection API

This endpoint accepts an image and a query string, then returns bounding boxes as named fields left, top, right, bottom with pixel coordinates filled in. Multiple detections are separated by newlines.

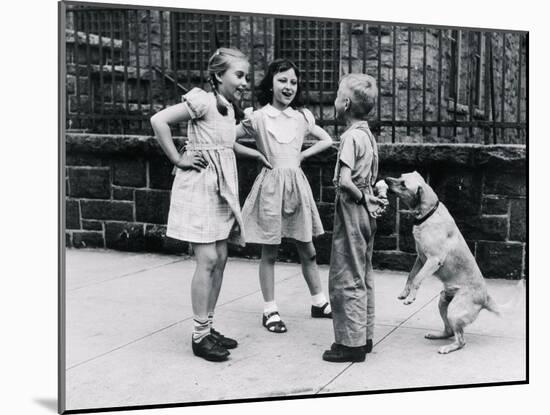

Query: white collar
left=263, top=104, right=296, bottom=118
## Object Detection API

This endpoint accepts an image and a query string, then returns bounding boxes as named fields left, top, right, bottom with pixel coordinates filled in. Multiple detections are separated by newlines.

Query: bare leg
left=295, top=240, right=323, bottom=296
left=425, top=291, right=454, bottom=340
left=191, top=243, right=219, bottom=319
left=259, top=245, right=278, bottom=302
left=207, top=240, right=228, bottom=314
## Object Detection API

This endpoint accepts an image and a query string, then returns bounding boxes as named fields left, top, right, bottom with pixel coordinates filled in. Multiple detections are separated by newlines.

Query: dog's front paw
left=397, top=288, right=409, bottom=300
left=403, top=296, right=416, bottom=305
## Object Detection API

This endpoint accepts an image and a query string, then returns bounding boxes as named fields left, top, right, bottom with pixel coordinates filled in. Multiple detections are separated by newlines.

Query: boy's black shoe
left=365, top=339, right=373, bottom=353
left=210, top=328, right=238, bottom=349
left=192, top=335, right=230, bottom=362
left=322, top=343, right=366, bottom=362
left=329, top=338, right=373, bottom=354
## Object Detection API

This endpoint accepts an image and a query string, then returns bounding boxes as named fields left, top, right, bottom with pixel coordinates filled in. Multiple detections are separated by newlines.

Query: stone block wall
left=65, top=134, right=526, bottom=279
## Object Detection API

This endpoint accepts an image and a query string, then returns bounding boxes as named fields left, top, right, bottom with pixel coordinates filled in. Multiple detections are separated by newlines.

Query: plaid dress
left=166, top=88, right=245, bottom=246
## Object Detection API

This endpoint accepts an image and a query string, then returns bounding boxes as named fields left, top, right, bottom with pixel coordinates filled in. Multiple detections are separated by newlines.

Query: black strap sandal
left=311, top=302, right=332, bottom=318
left=262, top=311, right=287, bottom=333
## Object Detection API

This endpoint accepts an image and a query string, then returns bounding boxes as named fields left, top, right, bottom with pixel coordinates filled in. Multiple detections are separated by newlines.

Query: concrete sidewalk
left=63, top=249, right=526, bottom=412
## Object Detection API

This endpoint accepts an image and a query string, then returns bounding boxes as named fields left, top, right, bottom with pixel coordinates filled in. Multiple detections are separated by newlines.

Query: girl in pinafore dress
left=150, top=48, right=270, bottom=362
left=237, top=59, right=334, bottom=333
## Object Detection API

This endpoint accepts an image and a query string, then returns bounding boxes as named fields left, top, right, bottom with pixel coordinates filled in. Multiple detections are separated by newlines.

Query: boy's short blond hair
left=340, top=73, right=378, bottom=117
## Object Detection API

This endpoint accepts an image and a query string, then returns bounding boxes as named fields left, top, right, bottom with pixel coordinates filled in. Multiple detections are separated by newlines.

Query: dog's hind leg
left=425, top=291, right=454, bottom=340
left=438, top=292, right=482, bottom=354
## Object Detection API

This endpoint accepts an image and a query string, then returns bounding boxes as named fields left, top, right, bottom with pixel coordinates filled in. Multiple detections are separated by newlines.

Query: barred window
left=171, top=13, right=231, bottom=73
left=275, top=19, right=340, bottom=91
left=72, top=8, right=126, bottom=40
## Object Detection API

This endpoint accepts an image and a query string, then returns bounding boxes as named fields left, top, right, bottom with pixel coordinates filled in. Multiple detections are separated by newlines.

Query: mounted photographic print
left=59, top=0, right=528, bottom=413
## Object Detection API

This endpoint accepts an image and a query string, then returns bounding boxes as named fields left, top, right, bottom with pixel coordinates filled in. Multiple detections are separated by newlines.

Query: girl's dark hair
left=208, top=47, right=248, bottom=123
left=257, top=58, right=304, bottom=108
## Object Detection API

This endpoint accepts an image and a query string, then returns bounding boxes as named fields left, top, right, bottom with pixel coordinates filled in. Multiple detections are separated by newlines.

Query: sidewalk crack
left=316, top=293, right=439, bottom=394
left=66, top=258, right=185, bottom=292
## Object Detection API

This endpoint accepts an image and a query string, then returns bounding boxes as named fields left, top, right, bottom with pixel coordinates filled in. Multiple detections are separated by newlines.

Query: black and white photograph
left=52, top=0, right=535, bottom=413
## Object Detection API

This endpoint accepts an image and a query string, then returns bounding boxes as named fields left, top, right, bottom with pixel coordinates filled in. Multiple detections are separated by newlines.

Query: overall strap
left=354, top=124, right=379, bottom=186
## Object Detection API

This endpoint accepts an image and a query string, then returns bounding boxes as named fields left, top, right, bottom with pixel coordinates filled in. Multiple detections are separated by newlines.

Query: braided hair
left=207, top=47, right=247, bottom=123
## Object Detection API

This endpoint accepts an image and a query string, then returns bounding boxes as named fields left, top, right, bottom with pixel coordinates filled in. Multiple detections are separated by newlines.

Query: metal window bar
left=236, top=16, right=241, bottom=50
left=249, top=16, right=255, bottom=108
left=159, top=11, right=166, bottom=108
left=85, top=11, right=93, bottom=130
left=348, top=22, right=353, bottom=74
left=474, top=32, right=482, bottom=106
left=146, top=10, right=153, bottom=122
left=97, top=11, right=105, bottom=131
left=319, top=21, right=325, bottom=124
left=467, top=32, right=474, bottom=139
left=333, top=21, right=340, bottom=137
left=501, top=32, right=506, bottom=142
left=377, top=25, right=381, bottom=131
left=422, top=28, right=427, bottom=136
left=110, top=12, right=116, bottom=133
left=483, top=31, right=491, bottom=144
left=263, top=17, right=268, bottom=74
left=517, top=33, right=523, bottom=138
left=74, top=11, right=81, bottom=130
left=453, top=30, right=460, bottom=137
left=134, top=9, right=142, bottom=132
left=489, top=33, right=497, bottom=142
left=362, top=23, right=367, bottom=74
left=392, top=26, right=396, bottom=142
left=407, top=27, right=411, bottom=137
left=199, top=15, right=204, bottom=86
left=122, top=10, right=129, bottom=131
left=437, top=29, right=442, bottom=137
left=303, top=20, right=311, bottom=107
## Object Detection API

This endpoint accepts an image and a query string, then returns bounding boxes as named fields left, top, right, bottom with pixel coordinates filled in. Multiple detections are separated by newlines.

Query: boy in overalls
left=322, top=74, right=388, bottom=363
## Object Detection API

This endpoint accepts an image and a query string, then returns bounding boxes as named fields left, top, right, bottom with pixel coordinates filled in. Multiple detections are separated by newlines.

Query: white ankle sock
left=263, top=301, right=281, bottom=322
left=192, top=317, right=210, bottom=343
left=207, top=312, right=214, bottom=329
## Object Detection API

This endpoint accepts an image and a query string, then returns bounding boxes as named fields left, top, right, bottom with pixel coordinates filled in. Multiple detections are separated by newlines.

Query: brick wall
left=65, top=134, right=526, bottom=279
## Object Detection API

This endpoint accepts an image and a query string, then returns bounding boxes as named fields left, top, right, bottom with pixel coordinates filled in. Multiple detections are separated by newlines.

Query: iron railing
left=65, top=4, right=527, bottom=144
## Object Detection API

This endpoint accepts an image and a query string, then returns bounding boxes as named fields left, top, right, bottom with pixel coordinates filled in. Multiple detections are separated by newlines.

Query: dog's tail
left=483, top=278, right=526, bottom=316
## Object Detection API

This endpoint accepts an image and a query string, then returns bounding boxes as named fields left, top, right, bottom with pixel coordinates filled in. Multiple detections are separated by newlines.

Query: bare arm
left=338, top=164, right=363, bottom=201
left=299, top=125, right=333, bottom=162
left=150, top=103, right=190, bottom=164
left=233, top=142, right=272, bottom=169
left=150, top=104, right=207, bottom=171
left=235, top=123, right=250, bottom=140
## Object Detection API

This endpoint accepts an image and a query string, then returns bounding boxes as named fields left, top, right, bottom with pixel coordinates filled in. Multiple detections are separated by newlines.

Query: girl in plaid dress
left=151, top=48, right=270, bottom=362
left=236, top=59, right=334, bottom=334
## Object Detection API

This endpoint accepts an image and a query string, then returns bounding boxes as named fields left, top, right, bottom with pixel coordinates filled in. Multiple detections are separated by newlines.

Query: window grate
left=172, top=13, right=231, bottom=73
left=275, top=19, right=340, bottom=91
